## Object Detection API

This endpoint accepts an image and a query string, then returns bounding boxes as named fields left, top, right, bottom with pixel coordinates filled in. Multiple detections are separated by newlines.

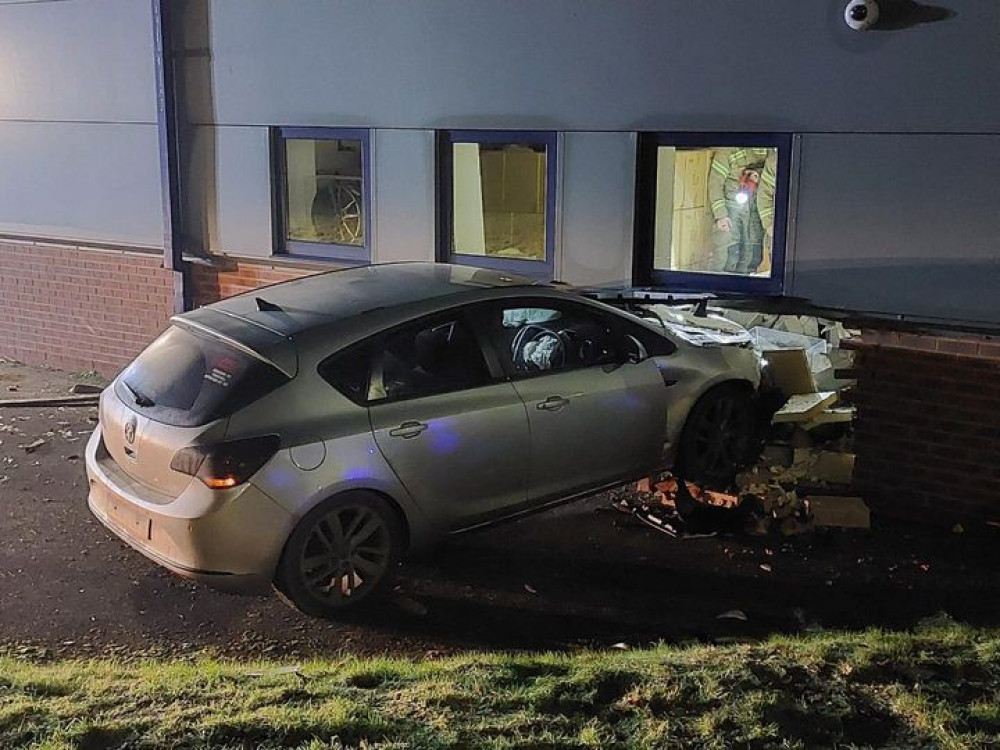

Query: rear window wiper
left=122, top=380, right=155, bottom=408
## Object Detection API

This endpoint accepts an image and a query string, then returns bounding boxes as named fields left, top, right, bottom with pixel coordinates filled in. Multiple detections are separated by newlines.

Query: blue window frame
left=436, top=130, right=557, bottom=280
left=273, top=127, right=372, bottom=262
left=633, top=132, right=792, bottom=294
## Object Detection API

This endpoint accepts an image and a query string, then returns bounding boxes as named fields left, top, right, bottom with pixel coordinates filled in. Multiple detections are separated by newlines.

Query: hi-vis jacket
left=756, top=151, right=778, bottom=231
left=707, top=147, right=771, bottom=221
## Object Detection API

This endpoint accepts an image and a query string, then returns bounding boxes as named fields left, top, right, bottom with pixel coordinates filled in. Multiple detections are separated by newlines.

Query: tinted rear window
left=318, top=344, right=372, bottom=406
left=115, top=326, right=289, bottom=427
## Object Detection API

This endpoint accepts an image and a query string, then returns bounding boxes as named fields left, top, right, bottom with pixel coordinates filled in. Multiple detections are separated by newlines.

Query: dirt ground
left=2, top=360, right=1000, bottom=661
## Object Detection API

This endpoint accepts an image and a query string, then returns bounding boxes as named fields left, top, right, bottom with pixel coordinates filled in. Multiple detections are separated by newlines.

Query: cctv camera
left=845, top=0, right=880, bottom=30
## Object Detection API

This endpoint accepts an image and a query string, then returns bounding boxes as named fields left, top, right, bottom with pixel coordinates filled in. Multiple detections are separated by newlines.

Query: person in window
left=708, top=147, right=771, bottom=275
left=755, top=151, right=779, bottom=271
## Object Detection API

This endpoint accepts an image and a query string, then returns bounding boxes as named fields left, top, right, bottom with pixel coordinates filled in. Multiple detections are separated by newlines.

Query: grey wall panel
left=204, top=0, right=999, bottom=134
left=791, top=134, right=1000, bottom=324
left=0, top=0, right=156, bottom=123
left=373, top=130, right=435, bottom=264
left=177, top=0, right=215, bottom=127
left=214, top=127, right=273, bottom=257
left=185, top=126, right=273, bottom=257
left=0, top=122, right=163, bottom=248
left=182, top=125, right=216, bottom=255
left=559, top=133, right=635, bottom=287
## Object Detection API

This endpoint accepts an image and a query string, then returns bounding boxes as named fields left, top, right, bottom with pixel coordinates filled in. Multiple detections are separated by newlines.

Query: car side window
left=496, top=303, right=621, bottom=375
left=370, top=316, right=492, bottom=402
left=318, top=344, right=372, bottom=405
left=619, top=316, right=677, bottom=359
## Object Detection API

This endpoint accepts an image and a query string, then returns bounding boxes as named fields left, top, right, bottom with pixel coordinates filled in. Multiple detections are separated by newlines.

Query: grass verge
left=2, top=625, right=999, bottom=749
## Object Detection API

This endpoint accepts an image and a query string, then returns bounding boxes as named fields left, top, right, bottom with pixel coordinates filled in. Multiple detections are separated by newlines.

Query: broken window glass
left=285, top=137, right=366, bottom=248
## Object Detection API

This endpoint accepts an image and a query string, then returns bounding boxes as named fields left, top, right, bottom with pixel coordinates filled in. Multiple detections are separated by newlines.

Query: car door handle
left=388, top=421, right=428, bottom=439
left=536, top=396, right=569, bottom=411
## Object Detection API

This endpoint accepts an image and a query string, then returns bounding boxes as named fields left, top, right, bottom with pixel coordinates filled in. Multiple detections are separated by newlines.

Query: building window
left=437, top=131, right=557, bottom=279
left=275, top=127, right=371, bottom=261
left=634, top=133, right=791, bottom=293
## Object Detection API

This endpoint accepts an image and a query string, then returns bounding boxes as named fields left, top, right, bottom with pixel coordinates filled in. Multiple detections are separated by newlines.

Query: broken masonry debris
left=613, top=312, right=870, bottom=537
left=773, top=392, right=838, bottom=423
left=0, top=394, right=100, bottom=408
left=69, top=383, right=104, bottom=395
left=807, top=495, right=870, bottom=530
left=19, top=438, right=46, bottom=454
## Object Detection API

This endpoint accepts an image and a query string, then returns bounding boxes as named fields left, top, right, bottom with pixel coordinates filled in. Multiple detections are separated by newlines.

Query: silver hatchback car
left=86, top=263, right=759, bottom=615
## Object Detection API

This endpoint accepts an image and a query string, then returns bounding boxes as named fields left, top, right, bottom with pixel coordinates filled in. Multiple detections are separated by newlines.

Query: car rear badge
left=124, top=416, right=137, bottom=446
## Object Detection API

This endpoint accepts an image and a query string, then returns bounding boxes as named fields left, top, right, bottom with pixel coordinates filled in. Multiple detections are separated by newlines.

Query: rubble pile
left=614, top=312, right=871, bottom=538
left=748, top=313, right=868, bottom=531
left=612, top=476, right=749, bottom=538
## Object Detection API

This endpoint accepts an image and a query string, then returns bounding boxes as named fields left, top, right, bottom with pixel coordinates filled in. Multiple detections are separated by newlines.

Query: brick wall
left=850, top=329, right=1000, bottom=526
left=0, top=244, right=329, bottom=377
left=189, top=257, right=319, bottom=308
left=0, top=239, right=175, bottom=378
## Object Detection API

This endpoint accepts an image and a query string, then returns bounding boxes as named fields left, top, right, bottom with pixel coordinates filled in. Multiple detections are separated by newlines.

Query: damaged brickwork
left=850, top=330, right=1000, bottom=526
left=189, top=257, right=321, bottom=308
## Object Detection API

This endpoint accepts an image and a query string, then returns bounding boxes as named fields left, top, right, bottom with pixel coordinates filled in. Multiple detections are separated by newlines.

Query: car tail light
left=170, top=435, right=280, bottom=489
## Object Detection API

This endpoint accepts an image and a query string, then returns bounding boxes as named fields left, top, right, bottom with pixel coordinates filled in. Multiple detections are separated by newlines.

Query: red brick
left=0, top=239, right=174, bottom=377
left=977, top=342, right=1000, bottom=360
left=190, top=259, right=319, bottom=307
left=896, top=333, right=938, bottom=352
left=935, top=338, right=980, bottom=357
left=855, top=328, right=1000, bottom=524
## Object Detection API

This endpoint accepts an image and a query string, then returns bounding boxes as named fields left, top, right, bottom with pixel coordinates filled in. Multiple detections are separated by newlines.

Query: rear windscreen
left=114, top=326, right=289, bottom=427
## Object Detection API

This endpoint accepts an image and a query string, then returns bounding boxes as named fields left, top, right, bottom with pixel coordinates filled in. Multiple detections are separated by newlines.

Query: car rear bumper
left=85, top=427, right=293, bottom=595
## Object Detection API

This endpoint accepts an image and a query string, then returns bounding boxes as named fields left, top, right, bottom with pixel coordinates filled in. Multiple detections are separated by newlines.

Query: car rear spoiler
left=171, top=308, right=299, bottom=378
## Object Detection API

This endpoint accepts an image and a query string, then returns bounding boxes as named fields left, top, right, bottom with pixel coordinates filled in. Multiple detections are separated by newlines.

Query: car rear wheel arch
left=289, top=487, right=412, bottom=554
left=354, top=488, right=411, bottom=551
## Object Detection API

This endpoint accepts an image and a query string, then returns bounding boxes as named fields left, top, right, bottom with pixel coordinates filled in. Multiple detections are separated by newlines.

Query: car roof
left=174, top=263, right=549, bottom=374
left=202, top=262, right=541, bottom=336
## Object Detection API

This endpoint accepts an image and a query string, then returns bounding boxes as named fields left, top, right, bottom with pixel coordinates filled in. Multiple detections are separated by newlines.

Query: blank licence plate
left=106, top=494, right=151, bottom=541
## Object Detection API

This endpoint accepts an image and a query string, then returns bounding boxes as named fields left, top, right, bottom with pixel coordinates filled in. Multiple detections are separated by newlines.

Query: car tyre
left=676, top=383, right=755, bottom=487
left=274, top=491, right=403, bottom=617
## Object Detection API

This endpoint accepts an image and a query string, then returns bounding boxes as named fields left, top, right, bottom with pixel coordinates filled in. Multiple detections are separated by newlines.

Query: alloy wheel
left=690, top=394, right=751, bottom=481
left=299, top=505, right=392, bottom=603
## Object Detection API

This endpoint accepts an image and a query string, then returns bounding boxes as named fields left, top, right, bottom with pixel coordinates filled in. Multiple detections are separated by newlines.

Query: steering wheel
left=512, top=324, right=566, bottom=371
left=560, top=327, right=599, bottom=365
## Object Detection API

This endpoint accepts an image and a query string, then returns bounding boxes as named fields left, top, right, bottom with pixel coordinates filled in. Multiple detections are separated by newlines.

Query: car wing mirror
left=602, top=350, right=642, bottom=373
left=618, top=334, right=649, bottom=365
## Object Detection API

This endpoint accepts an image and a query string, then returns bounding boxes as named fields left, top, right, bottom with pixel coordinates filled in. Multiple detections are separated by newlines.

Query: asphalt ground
left=3, top=361, right=1000, bottom=661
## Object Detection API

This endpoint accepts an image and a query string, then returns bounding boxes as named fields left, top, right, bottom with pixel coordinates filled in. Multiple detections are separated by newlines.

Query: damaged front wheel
left=677, top=384, right=755, bottom=487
